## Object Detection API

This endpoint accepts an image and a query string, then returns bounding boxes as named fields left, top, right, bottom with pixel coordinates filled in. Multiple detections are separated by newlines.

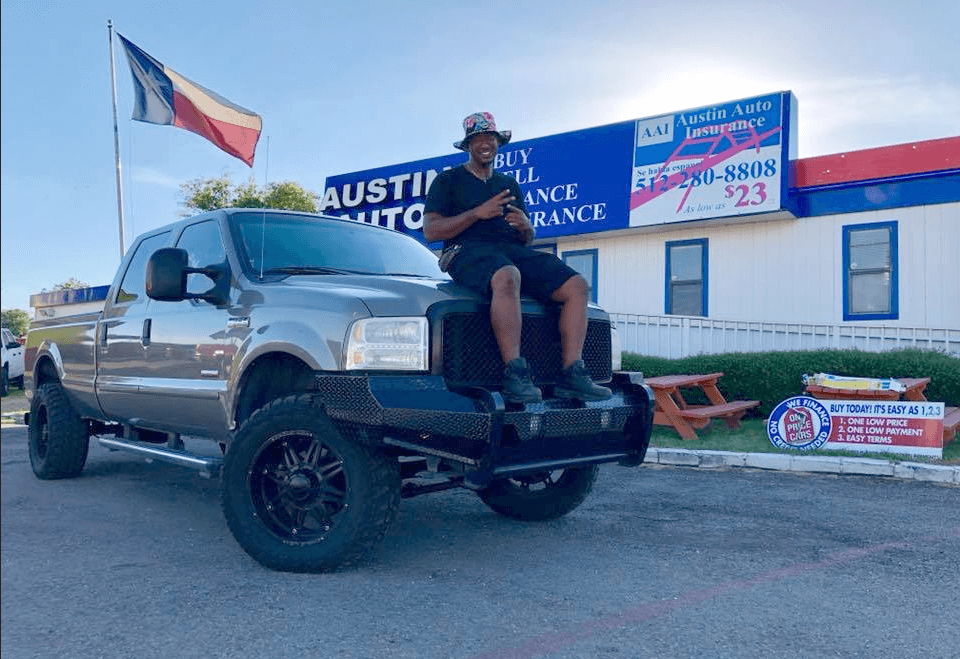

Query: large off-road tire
left=478, top=464, right=599, bottom=521
left=1, top=365, right=8, bottom=397
left=221, top=394, right=401, bottom=573
left=28, top=383, right=89, bottom=479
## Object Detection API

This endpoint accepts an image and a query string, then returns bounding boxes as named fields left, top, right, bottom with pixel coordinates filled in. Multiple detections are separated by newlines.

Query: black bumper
left=312, top=372, right=654, bottom=488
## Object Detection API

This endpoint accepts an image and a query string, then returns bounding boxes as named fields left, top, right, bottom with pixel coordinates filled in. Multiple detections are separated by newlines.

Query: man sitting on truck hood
left=423, top=111, right=612, bottom=404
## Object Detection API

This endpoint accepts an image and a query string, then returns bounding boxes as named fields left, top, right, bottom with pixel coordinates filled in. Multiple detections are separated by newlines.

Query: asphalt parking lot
left=3, top=422, right=959, bottom=659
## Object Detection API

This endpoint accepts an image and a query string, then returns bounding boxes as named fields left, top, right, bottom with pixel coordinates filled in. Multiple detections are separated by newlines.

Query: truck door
left=97, top=231, right=172, bottom=422
left=139, top=219, right=230, bottom=435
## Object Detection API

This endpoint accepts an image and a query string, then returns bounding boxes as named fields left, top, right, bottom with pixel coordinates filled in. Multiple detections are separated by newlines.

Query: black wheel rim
left=34, top=405, right=50, bottom=459
left=509, top=469, right=562, bottom=492
left=247, top=430, right=347, bottom=542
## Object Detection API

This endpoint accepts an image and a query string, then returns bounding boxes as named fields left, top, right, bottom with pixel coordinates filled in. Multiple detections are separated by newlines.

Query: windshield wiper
left=260, top=266, right=362, bottom=276
left=378, top=272, right=434, bottom=278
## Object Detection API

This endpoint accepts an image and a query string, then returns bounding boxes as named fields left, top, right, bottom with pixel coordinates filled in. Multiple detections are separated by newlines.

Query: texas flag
left=118, top=34, right=262, bottom=167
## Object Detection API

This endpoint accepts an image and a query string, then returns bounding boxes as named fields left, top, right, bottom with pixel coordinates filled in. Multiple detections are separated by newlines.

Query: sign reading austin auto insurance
left=630, top=92, right=797, bottom=226
left=321, top=91, right=797, bottom=243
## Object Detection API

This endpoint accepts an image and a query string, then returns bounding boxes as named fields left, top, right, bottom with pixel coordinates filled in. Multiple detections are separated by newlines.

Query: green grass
left=1, top=388, right=27, bottom=404
left=649, top=418, right=960, bottom=465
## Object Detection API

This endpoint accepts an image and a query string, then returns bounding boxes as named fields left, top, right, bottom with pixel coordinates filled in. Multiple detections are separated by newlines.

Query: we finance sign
left=321, top=91, right=797, bottom=243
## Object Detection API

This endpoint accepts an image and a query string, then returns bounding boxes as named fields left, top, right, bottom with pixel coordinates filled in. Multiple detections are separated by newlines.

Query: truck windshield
left=230, top=212, right=444, bottom=279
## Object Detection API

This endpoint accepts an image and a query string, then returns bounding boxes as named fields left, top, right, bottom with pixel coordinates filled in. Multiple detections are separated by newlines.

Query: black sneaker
left=503, top=358, right=543, bottom=404
left=555, top=359, right=613, bottom=401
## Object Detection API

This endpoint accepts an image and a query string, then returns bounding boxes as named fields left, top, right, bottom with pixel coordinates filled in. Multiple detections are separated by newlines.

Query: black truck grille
left=440, top=310, right=611, bottom=390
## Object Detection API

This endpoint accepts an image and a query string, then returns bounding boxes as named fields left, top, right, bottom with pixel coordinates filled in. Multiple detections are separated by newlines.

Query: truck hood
left=282, top=274, right=483, bottom=317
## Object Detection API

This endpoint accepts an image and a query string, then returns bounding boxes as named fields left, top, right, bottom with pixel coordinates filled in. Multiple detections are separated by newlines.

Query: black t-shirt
left=424, top=165, right=528, bottom=247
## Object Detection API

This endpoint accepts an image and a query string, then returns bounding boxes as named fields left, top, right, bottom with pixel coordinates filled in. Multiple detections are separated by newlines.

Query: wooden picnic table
left=803, top=377, right=930, bottom=402
left=643, top=372, right=760, bottom=440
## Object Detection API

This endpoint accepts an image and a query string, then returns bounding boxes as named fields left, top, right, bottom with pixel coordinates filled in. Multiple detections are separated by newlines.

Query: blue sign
left=321, top=91, right=797, bottom=243
left=30, top=285, right=110, bottom=308
left=767, top=396, right=832, bottom=451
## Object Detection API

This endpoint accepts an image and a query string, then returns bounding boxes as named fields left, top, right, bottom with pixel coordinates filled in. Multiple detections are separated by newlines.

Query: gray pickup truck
left=25, top=208, right=654, bottom=572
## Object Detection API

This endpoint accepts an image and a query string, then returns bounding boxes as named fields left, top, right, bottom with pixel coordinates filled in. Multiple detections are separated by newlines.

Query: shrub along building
left=321, top=92, right=959, bottom=359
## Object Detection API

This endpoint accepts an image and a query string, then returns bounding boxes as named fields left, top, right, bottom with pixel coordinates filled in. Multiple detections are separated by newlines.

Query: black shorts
left=447, top=241, right=579, bottom=302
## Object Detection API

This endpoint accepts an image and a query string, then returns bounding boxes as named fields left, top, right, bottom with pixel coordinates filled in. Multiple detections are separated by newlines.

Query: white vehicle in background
left=1, top=327, right=25, bottom=396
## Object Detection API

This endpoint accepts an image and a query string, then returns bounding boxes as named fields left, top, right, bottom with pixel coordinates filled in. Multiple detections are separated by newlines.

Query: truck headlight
left=345, top=317, right=428, bottom=371
left=610, top=325, right=622, bottom=372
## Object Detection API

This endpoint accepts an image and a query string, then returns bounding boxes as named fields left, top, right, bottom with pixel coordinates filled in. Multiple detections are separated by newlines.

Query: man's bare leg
left=490, top=265, right=541, bottom=403
left=490, top=265, right=522, bottom=363
left=552, top=275, right=589, bottom=368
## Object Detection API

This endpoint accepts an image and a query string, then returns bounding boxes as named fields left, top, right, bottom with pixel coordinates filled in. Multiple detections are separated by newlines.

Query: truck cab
left=1, top=327, right=25, bottom=396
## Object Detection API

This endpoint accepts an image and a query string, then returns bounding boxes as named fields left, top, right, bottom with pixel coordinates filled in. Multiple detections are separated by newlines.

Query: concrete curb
left=646, top=447, right=960, bottom=485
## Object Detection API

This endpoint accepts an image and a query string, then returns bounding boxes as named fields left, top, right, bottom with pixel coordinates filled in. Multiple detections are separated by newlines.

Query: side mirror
left=146, top=248, right=231, bottom=305
left=146, top=248, right=189, bottom=301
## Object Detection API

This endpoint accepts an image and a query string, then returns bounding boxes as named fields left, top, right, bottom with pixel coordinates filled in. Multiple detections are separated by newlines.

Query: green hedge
left=622, top=348, right=960, bottom=415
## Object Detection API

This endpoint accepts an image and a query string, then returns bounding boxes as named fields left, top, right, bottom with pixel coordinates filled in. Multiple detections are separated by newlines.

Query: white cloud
left=131, top=166, right=181, bottom=188
left=793, top=76, right=960, bottom=155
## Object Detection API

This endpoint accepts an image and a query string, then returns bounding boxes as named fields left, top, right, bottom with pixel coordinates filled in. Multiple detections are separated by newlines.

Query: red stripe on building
left=795, top=136, right=960, bottom=188
left=172, top=91, right=260, bottom=166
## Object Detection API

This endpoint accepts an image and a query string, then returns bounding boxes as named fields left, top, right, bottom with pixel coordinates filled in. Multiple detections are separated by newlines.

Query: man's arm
left=423, top=190, right=516, bottom=242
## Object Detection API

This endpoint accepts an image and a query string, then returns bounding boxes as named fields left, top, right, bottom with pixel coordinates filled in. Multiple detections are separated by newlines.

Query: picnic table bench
left=643, top=372, right=760, bottom=440
left=943, top=408, right=960, bottom=444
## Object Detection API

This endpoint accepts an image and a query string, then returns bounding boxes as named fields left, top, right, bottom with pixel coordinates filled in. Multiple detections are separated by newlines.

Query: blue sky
left=2, top=0, right=958, bottom=313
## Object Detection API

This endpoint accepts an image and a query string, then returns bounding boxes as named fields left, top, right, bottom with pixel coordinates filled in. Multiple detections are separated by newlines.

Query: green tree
left=180, top=176, right=233, bottom=212
left=52, top=278, right=90, bottom=290
left=180, top=175, right=317, bottom=214
left=39, top=278, right=91, bottom=293
left=262, top=181, right=318, bottom=212
left=232, top=179, right=266, bottom=209
left=1, top=309, right=31, bottom=336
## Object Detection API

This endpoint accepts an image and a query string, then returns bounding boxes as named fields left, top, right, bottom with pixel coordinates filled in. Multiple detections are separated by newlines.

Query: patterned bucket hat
left=454, top=111, right=512, bottom=151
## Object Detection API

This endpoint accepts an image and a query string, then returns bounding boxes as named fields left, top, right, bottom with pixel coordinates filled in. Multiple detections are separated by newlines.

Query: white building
left=560, top=138, right=960, bottom=357
left=30, top=285, right=110, bottom=320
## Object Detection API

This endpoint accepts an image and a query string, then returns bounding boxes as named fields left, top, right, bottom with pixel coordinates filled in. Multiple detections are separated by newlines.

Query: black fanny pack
left=437, top=243, right=462, bottom=272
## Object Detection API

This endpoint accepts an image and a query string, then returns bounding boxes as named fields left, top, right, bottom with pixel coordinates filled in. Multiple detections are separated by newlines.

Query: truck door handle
left=100, top=325, right=108, bottom=346
left=141, top=319, right=152, bottom=347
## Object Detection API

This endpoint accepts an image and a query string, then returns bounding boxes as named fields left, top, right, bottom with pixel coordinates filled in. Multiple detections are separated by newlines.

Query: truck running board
left=97, top=436, right=223, bottom=479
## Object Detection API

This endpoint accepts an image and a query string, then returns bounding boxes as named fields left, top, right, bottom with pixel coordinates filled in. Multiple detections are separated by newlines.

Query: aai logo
left=767, top=396, right=832, bottom=451
left=635, top=115, right=673, bottom=147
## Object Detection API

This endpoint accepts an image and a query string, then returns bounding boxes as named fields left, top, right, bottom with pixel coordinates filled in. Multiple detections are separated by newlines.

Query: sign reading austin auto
left=321, top=91, right=797, bottom=243
left=630, top=92, right=798, bottom=227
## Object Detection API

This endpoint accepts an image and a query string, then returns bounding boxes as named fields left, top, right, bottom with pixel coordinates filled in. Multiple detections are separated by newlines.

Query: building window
left=843, top=221, right=898, bottom=320
left=562, top=249, right=598, bottom=303
left=665, top=239, right=707, bottom=316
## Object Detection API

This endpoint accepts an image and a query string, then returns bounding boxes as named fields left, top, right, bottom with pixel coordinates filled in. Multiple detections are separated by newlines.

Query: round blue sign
left=767, top=396, right=832, bottom=451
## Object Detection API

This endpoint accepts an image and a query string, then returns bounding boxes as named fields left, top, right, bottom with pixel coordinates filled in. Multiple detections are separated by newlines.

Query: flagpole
left=107, top=20, right=126, bottom=259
